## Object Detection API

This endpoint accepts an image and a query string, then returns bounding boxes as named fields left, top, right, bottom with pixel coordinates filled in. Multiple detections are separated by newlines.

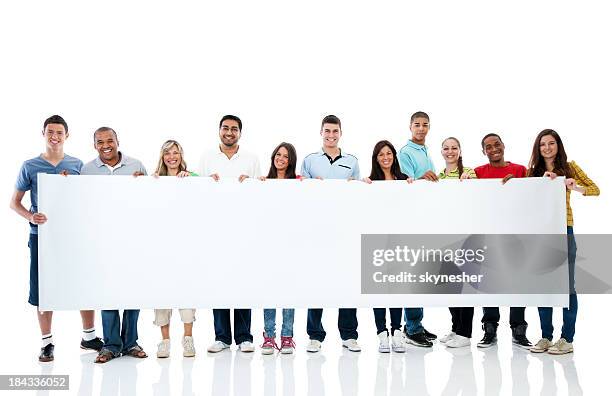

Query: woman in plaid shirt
left=527, top=129, right=600, bottom=355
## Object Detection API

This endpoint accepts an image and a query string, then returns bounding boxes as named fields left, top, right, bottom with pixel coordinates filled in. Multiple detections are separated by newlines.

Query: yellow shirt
left=565, top=161, right=600, bottom=226
left=438, top=166, right=477, bottom=180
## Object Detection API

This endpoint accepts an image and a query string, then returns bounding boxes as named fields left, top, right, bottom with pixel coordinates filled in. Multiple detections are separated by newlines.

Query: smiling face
left=376, top=145, right=394, bottom=172
left=94, top=130, right=120, bottom=165
left=539, top=134, right=558, bottom=161
left=441, top=138, right=461, bottom=165
left=163, top=145, right=182, bottom=171
left=410, top=117, right=429, bottom=144
left=320, top=122, right=341, bottom=149
left=219, top=119, right=241, bottom=148
left=274, top=146, right=290, bottom=173
left=43, top=123, right=68, bottom=152
left=482, top=135, right=505, bottom=163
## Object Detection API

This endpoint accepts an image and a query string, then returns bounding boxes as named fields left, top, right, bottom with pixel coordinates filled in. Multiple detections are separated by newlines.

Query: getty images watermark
left=371, top=244, right=487, bottom=285
left=361, top=234, right=575, bottom=294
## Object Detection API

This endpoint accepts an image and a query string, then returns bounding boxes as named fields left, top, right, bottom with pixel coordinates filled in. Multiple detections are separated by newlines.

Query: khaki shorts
left=153, top=309, right=196, bottom=326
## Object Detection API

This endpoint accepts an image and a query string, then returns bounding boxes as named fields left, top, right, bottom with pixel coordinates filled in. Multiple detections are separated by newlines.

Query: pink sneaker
left=280, top=336, right=296, bottom=354
left=261, top=333, right=279, bottom=355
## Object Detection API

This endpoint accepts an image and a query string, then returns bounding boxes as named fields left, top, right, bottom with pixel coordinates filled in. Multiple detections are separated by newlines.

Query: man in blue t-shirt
left=10, top=115, right=103, bottom=362
left=300, top=115, right=361, bottom=353
left=398, top=111, right=438, bottom=347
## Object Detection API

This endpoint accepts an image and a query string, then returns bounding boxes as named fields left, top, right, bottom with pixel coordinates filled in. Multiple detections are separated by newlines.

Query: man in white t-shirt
left=199, top=115, right=261, bottom=181
left=200, top=115, right=261, bottom=353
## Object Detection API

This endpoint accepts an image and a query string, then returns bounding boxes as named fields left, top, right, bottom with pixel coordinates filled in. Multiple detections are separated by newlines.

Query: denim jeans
left=213, top=309, right=253, bottom=345
left=263, top=308, right=295, bottom=338
left=307, top=308, right=358, bottom=341
left=538, top=227, right=578, bottom=342
left=101, top=309, right=140, bottom=354
left=27, top=234, right=39, bottom=306
left=373, top=308, right=402, bottom=335
left=404, top=308, right=424, bottom=335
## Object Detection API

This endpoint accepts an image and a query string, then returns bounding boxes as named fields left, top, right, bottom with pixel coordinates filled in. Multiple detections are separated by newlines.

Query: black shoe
left=477, top=323, right=497, bottom=348
left=39, top=343, right=54, bottom=362
left=512, top=325, right=533, bottom=349
left=81, top=337, right=104, bottom=351
left=406, top=332, right=433, bottom=347
left=422, top=328, right=437, bottom=341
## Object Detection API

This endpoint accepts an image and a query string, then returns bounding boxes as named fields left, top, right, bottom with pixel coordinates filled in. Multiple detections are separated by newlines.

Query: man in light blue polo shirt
left=398, top=111, right=438, bottom=347
left=301, top=114, right=361, bottom=353
left=301, top=119, right=360, bottom=180
left=398, top=111, right=437, bottom=181
left=81, top=126, right=148, bottom=363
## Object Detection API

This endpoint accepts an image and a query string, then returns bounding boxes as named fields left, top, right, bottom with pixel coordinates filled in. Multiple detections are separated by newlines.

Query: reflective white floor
left=1, top=298, right=608, bottom=395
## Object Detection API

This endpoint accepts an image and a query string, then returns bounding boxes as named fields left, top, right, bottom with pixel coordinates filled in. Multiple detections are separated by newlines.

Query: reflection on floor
left=3, top=304, right=605, bottom=396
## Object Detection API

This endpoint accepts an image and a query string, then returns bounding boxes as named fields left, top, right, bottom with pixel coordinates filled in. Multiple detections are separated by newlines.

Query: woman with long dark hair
left=527, top=129, right=599, bottom=355
left=263, top=142, right=298, bottom=180
left=364, top=140, right=411, bottom=182
left=363, top=140, right=413, bottom=352
left=258, top=142, right=298, bottom=354
left=437, top=137, right=476, bottom=348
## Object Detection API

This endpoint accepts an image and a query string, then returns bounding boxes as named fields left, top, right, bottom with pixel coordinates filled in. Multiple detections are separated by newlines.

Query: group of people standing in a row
left=11, top=112, right=598, bottom=364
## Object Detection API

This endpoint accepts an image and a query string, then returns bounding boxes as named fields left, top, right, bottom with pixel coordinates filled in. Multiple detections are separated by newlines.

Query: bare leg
left=80, top=310, right=95, bottom=329
left=184, top=322, right=193, bottom=337
left=37, top=310, right=53, bottom=335
left=161, top=324, right=170, bottom=340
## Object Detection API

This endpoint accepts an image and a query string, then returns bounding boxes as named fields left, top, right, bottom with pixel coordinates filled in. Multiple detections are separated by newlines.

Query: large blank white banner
left=38, top=175, right=568, bottom=310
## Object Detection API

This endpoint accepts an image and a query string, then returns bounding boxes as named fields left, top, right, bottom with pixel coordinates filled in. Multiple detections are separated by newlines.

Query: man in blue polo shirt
left=301, top=114, right=361, bottom=353
left=11, top=115, right=103, bottom=362
left=398, top=111, right=438, bottom=181
left=81, top=126, right=148, bottom=363
left=398, top=111, right=438, bottom=347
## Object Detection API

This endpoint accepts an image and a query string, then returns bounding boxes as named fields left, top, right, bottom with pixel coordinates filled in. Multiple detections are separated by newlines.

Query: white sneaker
left=207, top=340, right=230, bottom=353
left=391, top=330, right=406, bottom=353
left=547, top=338, right=573, bottom=355
left=157, top=339, right=170, bottom=358
left=182, top=336, right=195, bottom=357
left=446, top=335, right=471, bottom=348
left=378, top=332, right=390, bottom=353
left=440, top=332, right=456, bottom=344
left=306, top=339, right=322, bottom=353
left=342, top=339, right=361, bottom=352
left=239, top=341, right=255, bottom=353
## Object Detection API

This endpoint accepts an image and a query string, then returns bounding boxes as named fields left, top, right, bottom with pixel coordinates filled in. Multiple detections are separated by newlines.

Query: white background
left=1, top=1, right=610, bottom=395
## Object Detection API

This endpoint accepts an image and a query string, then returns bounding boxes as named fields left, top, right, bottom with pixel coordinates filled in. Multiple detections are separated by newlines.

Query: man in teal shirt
left=398, top=111, right=438, bottom=181
left=398, top=111, right=438, bottom=347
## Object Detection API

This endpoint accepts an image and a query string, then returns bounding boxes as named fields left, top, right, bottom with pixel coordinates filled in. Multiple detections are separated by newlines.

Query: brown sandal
left=95, top=349, right=117, bottom=364
left=124, top=345, right=147, bottom=358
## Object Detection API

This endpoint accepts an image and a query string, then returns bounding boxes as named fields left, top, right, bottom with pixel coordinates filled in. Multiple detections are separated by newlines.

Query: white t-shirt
left=199, top=146, right=261, bottom=178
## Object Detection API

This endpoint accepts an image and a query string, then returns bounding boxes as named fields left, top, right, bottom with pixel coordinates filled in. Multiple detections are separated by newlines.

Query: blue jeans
left=213, top=309, right=252, bottom=345
left=373, top=308, right=402, bottom=335
left=537, top=227, right=578, bottom=342
left=404, top=308, right=424, bottom=335
left=27, top=234, right=39, bottom=306
left=101, top=309, right=140, bottom=354
left=263, top=308, right=295, bottom=338
left=307, top=308, right=358, bottom=341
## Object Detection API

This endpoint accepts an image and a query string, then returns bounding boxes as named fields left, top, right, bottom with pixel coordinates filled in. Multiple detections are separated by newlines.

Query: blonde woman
left=153, top=140, right=197, bottom=358
left=155, top=139, right=198, bottom=177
